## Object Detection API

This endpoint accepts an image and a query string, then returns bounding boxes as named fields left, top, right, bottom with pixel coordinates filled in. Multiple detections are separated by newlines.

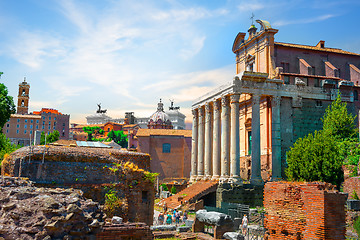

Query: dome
left=148, top=99, right=173, bottom=129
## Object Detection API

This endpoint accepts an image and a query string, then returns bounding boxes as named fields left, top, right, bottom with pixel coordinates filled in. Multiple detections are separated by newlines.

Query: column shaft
left=230, top=94, right=241, bottom=182
left=250, top=94, right=263, bottom=185
left=221, top=96, right=230, bottom=179
left=197, top=107, right=205, bottom=178
left=212, top=100, right=221, bottom=178
left=204, top=103, right=212, bottom=178
left=271, top=96, right=282, bottom=181
left=190, top=109, right=198, bottom=182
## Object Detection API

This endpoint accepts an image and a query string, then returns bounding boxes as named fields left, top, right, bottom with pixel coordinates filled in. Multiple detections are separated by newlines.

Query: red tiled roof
left=136, top=129, right=192, bottom=138
left=275, top=42, right=360, bottom=56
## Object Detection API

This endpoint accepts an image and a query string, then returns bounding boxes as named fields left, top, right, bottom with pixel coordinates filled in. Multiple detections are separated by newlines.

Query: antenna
left=250, top=13, right=255, bottom=25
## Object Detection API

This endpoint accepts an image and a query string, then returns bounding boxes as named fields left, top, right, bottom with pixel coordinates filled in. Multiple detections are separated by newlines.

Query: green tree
left=83, top=126, right=104, bottom=141
left=0, top=133, right=21, bottom=162
left=286, top=94, right=358, bottom=188
left=107, top=130, right=128, bottom=148
left=0, top=83, right=16, bottom=130
left=170, top=186, right=177, bottom=194
left=40, top=131, right=60, bottom=145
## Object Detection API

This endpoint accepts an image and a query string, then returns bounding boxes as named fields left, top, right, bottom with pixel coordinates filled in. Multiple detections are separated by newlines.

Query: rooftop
left=136, top=128, right=192, bottom=137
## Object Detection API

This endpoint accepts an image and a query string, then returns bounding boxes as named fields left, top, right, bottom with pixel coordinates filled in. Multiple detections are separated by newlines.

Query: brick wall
left=264, top=181, right=347, bottom=240
left=343, top=177, right=360, bottom=198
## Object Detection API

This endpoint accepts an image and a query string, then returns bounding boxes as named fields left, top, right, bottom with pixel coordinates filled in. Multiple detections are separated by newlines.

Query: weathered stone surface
left=177, top=226, right=192, bottom=232
left=223, top=232, right=245, bottom=240
left=150, top=225, right=177, bottom=231
left=0, top=176, right=105, bottom=239
left=195, top=209, right=233, bottom=226
left=111, top=216, right=123, bottom=224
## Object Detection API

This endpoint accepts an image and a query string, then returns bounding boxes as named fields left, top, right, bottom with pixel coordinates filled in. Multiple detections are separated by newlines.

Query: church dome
left=148, top=99, right=173, bottom=129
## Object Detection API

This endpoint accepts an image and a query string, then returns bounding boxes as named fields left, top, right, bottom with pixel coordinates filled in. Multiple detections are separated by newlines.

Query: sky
left=1, top=0, right=360, bottom=126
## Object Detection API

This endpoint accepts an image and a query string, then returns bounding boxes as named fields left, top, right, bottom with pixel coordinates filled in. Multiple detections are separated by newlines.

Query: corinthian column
left=204, top=103, right=213, bottom=179
left=271, top=96, right=282, bottom=181
left=197, top=106, right=205, bottom=179
left=250, top=94, right=263, bottom=185
left=190, top=109, right=198, bottom=182
left=220, top=96, right=230, bottom=181
left=230, top=94, right=241, bottom=183
left=212, top=100, right=221, bottom=179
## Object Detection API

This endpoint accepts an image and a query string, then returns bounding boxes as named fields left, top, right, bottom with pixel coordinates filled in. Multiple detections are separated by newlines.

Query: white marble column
left=212, top=100, right=221, bottom=179
left=230, top=94, right=241, bottom=183
left=220, top=96, right=230, bottom=181
left=197, top=106, right=205, bottom=179
left=250, top=94, right=263, bottom=185
left=190, top=109, right=198, bottom=182
left=271, top=96, right=282, bottom=181
left=204, top=103, right=213, bottom=179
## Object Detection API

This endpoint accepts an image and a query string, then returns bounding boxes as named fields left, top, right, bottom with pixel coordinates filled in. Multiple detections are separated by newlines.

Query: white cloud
left=273, top=14, right=337, bottom=27
left=237, top=3, right=265, bottom=12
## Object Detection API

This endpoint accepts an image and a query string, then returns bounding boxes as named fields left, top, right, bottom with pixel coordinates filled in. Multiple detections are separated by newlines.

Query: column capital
left=198, top=106, right=205, bottom=117
left=230, top=94, right=240, bottom=103
left=221, top=95, right=230, bottom=107
left=192, top=108, right=198, bottom=117
left=271, top=95, right=281, bottom=106
left=252, top=93, right=261, bottom=105
left=205, top=102, right=212, bottom=113
left=213, top=99, right=221, bottom=112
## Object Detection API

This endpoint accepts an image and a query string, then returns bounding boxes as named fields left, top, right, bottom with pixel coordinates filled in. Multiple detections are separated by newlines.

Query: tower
left=17, top=77, right=30, bottom=114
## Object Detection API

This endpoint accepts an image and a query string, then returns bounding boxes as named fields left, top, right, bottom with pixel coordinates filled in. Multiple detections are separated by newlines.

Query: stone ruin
left=0, top=176, right=105, bottom=239
left=1, top=145, right=155, bottom=226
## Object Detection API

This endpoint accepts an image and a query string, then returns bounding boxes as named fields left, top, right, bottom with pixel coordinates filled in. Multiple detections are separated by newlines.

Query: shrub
left=351, top=190, right=360, bottom=200
left=170, top=186, right=177, bottom=194
left=160, top=183, right=168, bottom=191
left=354, top=216, right=360, bottom=237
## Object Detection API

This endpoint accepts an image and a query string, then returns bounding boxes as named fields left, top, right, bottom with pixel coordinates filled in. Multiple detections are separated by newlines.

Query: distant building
left=148, top=99, right=173, bottom=129
left=85, top=100, right=186, bottom=129
left=3, top=78, right=70, bottom=145
left=136, top=128, right=192, bottom=180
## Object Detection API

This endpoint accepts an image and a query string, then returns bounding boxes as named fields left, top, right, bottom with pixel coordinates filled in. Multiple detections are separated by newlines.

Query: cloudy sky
left=1, top=0, right=360, bottom=126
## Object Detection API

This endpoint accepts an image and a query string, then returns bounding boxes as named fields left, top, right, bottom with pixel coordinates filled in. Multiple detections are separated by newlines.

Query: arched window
left=162, top=143, right=171, bottom=153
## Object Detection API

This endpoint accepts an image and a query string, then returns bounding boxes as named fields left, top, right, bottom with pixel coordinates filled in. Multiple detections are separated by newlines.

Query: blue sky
left=1, top=0, right=360, bottom=124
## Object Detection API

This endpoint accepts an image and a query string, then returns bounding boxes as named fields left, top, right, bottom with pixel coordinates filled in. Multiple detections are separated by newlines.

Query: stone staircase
left=160, top=180, right=219, bottom=210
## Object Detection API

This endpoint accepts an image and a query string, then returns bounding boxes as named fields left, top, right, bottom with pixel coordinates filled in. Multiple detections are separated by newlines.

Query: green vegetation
left=40, top=130, right=60, bottom=145
left=354, top=216, right=360, bottom=237
left=170, top=185, right=177, bottom=194
left=104, top=189, right=127, bottom=218
left=160, top=183, right=168, bottom=191
left=107, top=130, right=128, bottom=148
left=0, top=83, right=16, bottom=130
left=0, top=134, right=21, bottom=163
left=143, top=171, right=159, bottom=183
left=286, top=94, right=359, bottom=188
left=351, top=190, right=360, bottom=200
left=83, top=126, right=104, bottom=141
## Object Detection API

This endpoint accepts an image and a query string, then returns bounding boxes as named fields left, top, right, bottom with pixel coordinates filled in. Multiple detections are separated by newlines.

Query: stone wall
left=216, top=183, right=263, bottom=208
left=97, top=222, right=153, bottom=240
left=264, top=181, right=347, bottom=240
left=2, top=146, right=155, bottom=225
left=343, top=176, right=360, bottom=198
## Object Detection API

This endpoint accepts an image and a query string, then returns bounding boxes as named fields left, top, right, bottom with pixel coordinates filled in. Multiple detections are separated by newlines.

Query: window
left=24, top=125, right=27, bottom=129
left=6, top=129, right=8, bottom=133
left=283, top=76, right=290, bottom=84
left=314, top=78, right=320, bottom=87
left=24, top=130, right=27, bottom=134
left=16, top=129, right=19, bottom=134
left=354, top=90, right=359, bottom=101
left=17, top=119, right=20, bottom=123
left=142, top=191, right=148, bottom=203
left=36, top=120, right=39, bottom=124
left=49, top=117, right=51, bottom=120
left=42, top=116, right=45, bottom=120
left=312, top=67, right=316, bottom=75
left=30, top=130, right=32, bottom=134
left=53, top=127, right=56, bottom=130
left=162, top=143, right=171, bottom=153
left=25, top=119, right=27, bottom=123
left=107, top=128, right=110, bottom=132
left=248, top=131, right=252, bottom=155
left=30, top=125, right=33, bottom=129
left=6, top=123, right=9, bottom=128
left=63, top=123, right=65, bottom=127
left=316, top=100, right=323, bottom=107
left=303, top=77, right=308, bottom=86
left=21, top=100, right=24, bottom=106
left=31, top=119, right=33, bottom=123
left=43, top=121, right=45, bottom=125
left=54, top=117, right=56, bottom=121
left=54, top=122, right=56, bottom=126
left=17, top=124, right=19, bottom=128
left=36, top=125, right=39, bottom=129
left=48, top=126, right=51, bottom=130
left=42, top=126, right=44, bottom=129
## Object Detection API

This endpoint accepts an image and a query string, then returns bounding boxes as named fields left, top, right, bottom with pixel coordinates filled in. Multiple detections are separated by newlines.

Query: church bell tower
left=17, top=77, right=30, bottom=114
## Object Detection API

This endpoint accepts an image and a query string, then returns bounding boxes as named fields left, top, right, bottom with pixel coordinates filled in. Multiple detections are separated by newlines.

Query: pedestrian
left=241, top=214, right=248, bottom=236
left=175, top=210, right=180, bottom=224
left=182, top=211, right=188, bottom=223
left=166, top=212, right=172, bottom=225
left=158, top=212, right=164, bottom=225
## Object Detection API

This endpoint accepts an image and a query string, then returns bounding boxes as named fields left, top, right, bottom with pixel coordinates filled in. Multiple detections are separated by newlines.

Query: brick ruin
left=264, top=181, right=347, bottom=240
left=344, top=176, right=360, bottom=198
left=1, top=145, right=155, bottom=225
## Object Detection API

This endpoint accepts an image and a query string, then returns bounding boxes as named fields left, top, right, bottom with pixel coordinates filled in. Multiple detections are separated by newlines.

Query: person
left=182, top=211, right=188, bottom=223
left=166, top=212, right=172, bottom=225
left=241, top=214, right=248, bottom=236
left=175, top=210, right=180, bottom=224
left=158, top=212, right=164, bottom=225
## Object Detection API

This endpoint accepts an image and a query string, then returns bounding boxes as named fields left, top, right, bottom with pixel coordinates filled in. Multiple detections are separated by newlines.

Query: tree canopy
left=107, top=130, right=128, bottom=148
left=0, top=83, right=16, bottom=130
left=40, top=131, right=60, bottom=145
left=83, top=126, right=104, bottom=141
left=286, top=94, right=358, bottom=188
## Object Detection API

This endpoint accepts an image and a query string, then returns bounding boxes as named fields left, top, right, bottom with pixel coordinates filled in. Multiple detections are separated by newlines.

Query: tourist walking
left=182, top=211, right=188, bottom=222
left=158, top=212, right=164, bottom=225
left=175, top=210, right=180, bottom=224
left=241, top=214, right=248, bottom=236
left=166, top=212, right=172, bottom=225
